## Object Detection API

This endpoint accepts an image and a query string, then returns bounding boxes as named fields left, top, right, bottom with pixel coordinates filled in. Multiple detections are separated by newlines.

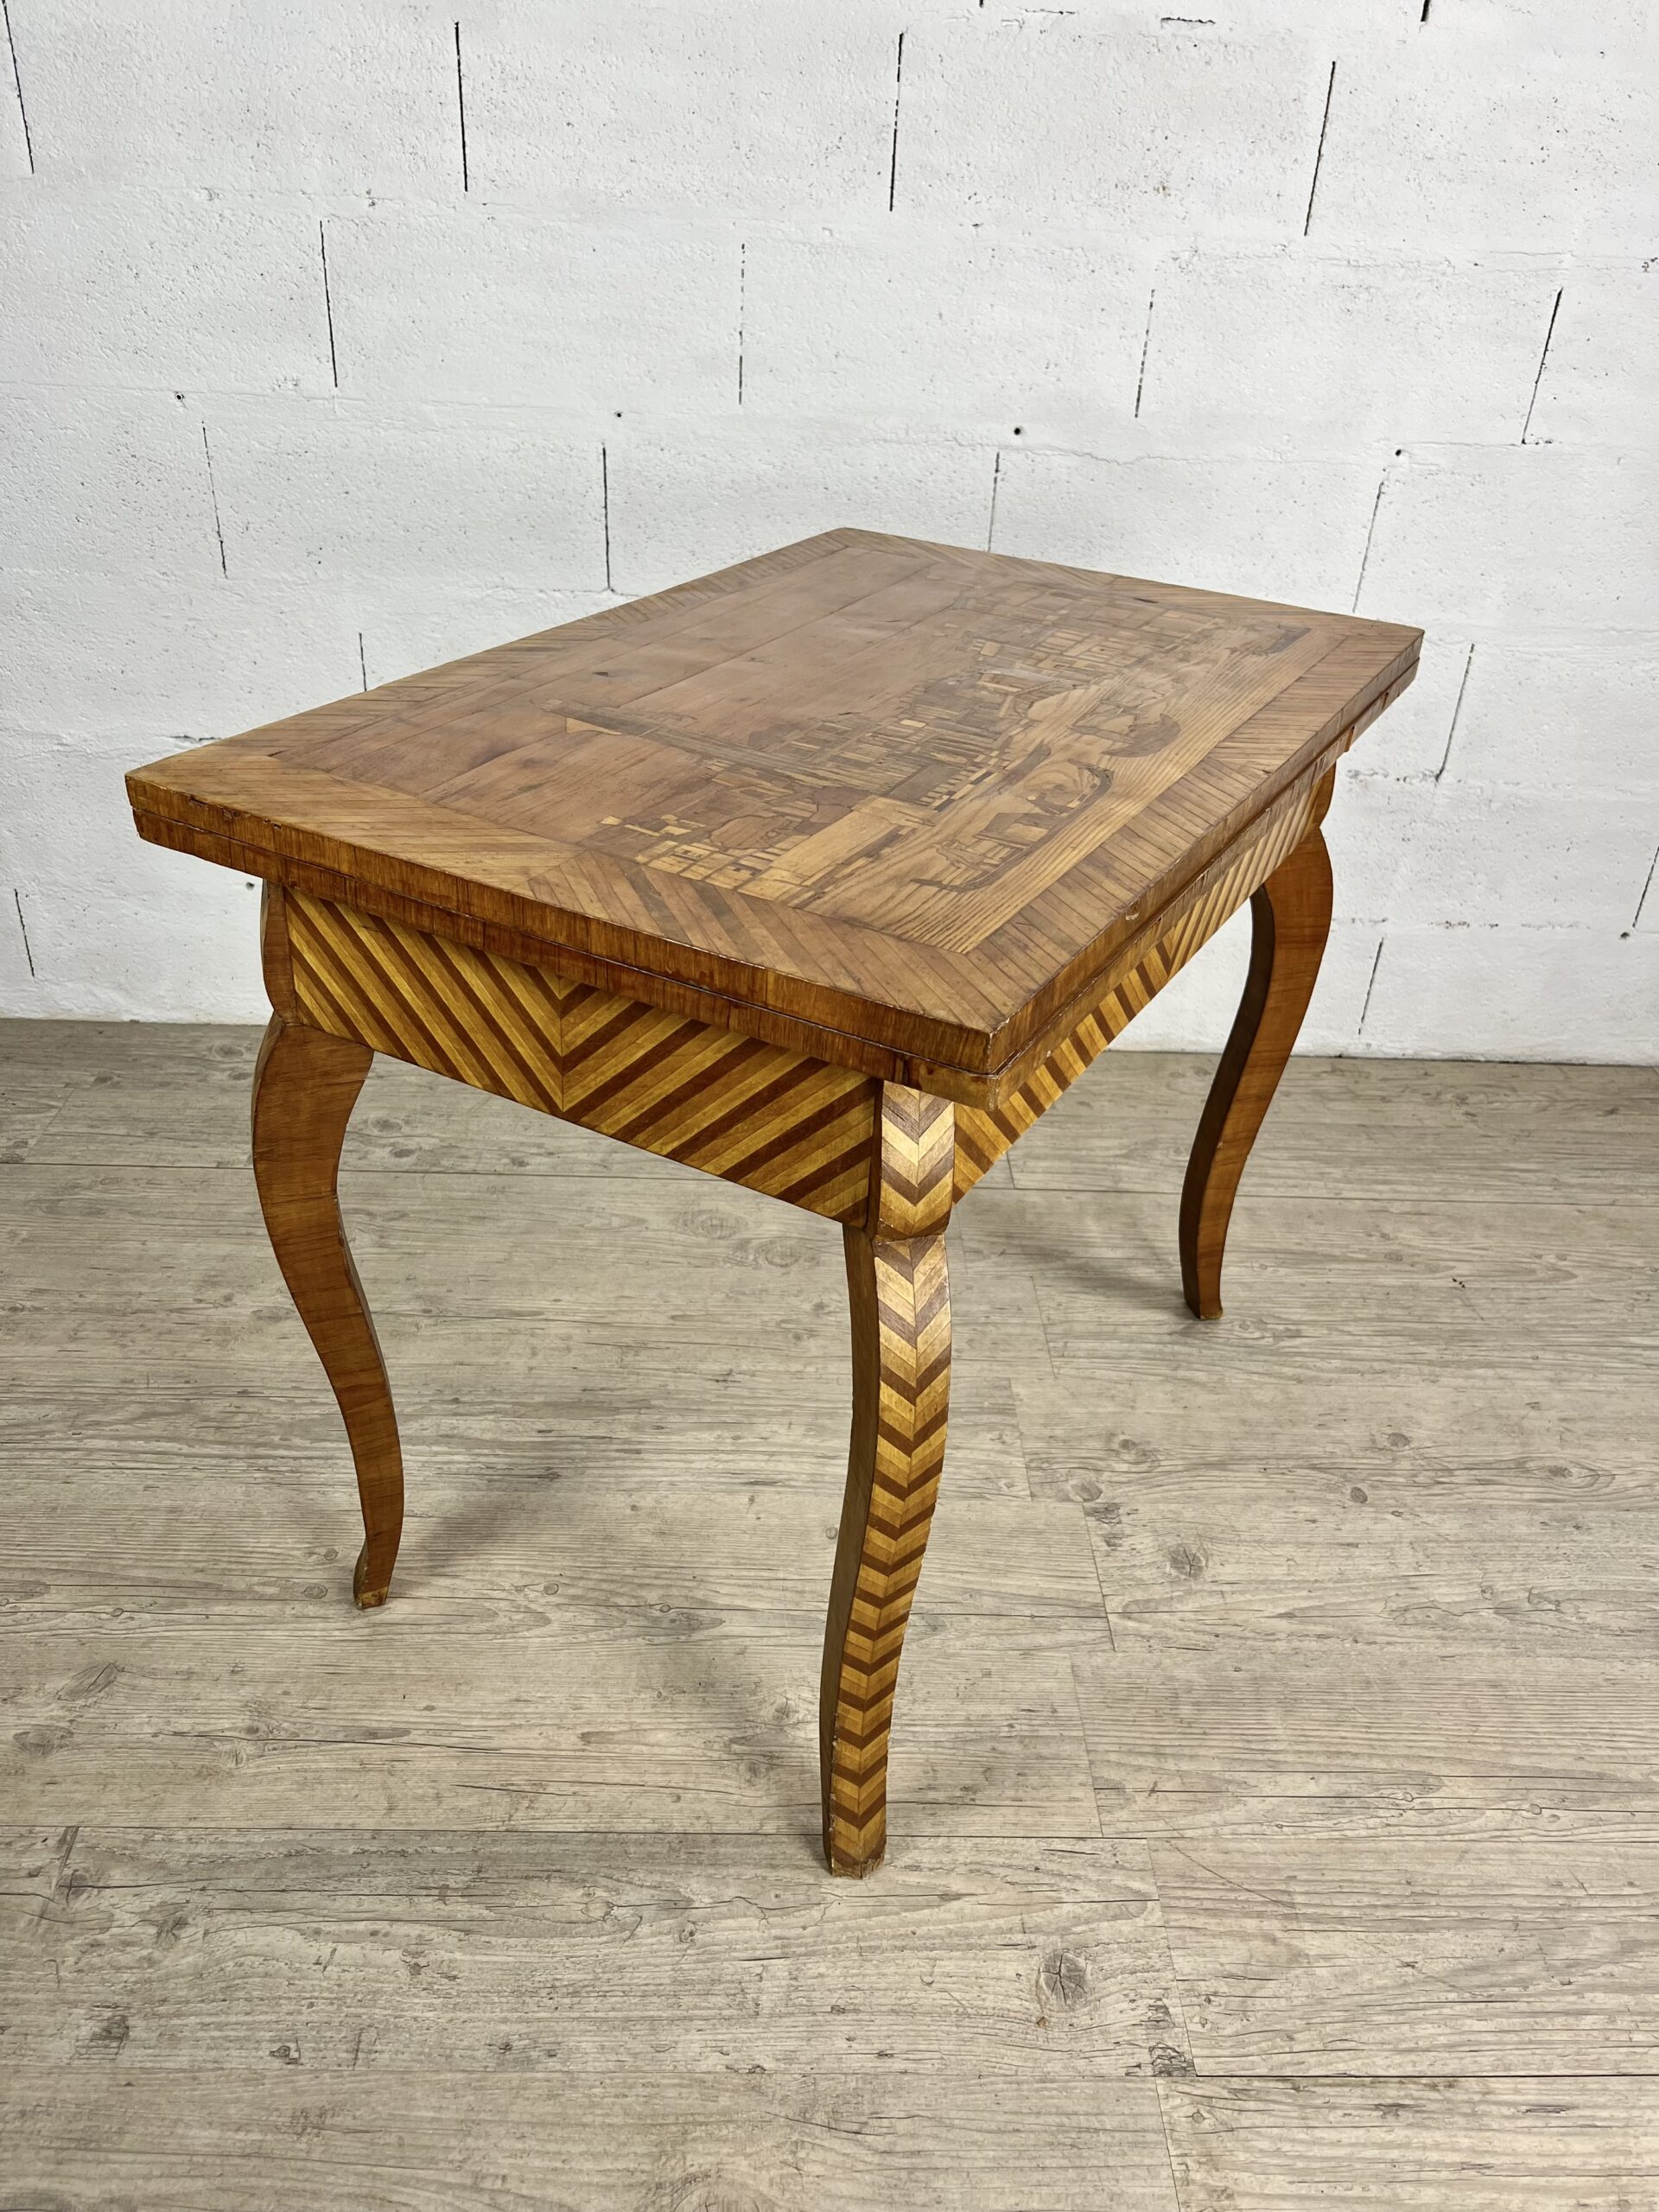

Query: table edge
left=129, top=627, right=1420, bottom=1100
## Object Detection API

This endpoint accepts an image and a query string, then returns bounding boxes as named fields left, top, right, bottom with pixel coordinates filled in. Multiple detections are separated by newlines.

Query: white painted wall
left=2, top=0, right=1655, bottom=1057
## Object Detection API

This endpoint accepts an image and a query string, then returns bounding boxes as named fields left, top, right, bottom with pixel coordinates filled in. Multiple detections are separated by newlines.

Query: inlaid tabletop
left=130, top=528, right=1420, bottom=1090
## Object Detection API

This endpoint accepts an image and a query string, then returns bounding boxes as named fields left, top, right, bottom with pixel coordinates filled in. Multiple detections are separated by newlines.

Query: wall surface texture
left=2, top=0, right=1655, bottom=1057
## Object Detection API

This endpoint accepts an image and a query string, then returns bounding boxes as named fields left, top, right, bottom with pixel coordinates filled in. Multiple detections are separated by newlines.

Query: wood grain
left=0, top=1623, right=1100, bottom=1836
left=1161, top=2078, right=1659, bottom=2209
left=1150, top=1835, right=1659, bottom=2075
left=1074, top=1649, right=1659, bottom=1842
left=2, top=1828, right=1185, bottom=2076
left=3, top=1020, right=1656, bottom=2205
left=1019, top=1374, right=1659, bottom=1526
left=996, top=1048, right=1659, bottom=1206
left=128, top=527, right=1419, bottom=1091
left=1071, top=1453, right=1659, bottom=1656
left=0, top=1477, right=1106, bottom=1642
left=0, top=2069, right=1181, bottom=2211
left=0, top=1056, right=78, bottom=1164
left=1179, top=777, right=1334, bottom=1318
left=250, top=1014, right=403, bottom=1608
left=968, top=1180, right=1656, bottom=1384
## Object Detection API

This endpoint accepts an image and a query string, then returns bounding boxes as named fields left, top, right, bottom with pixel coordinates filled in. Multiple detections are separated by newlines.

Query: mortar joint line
left=1631, top=842, right=1659, bottom=934
left=1357, top=938, right=1385, bottom=1037
left=1134, top=287, right=1156, bottom=418
left=454, top=20, right=470, bottom=192
left=601, top=444, right=613, bottom=593
left=887, top=32, right=906, bottom=213
left=1302, top=60, right=1337, bottom=237
left=1521, top=285, right=1563, bottom=442
left=737, top=240, right=747, bottom=408
left=13, top=889, right=35, bottom=978
left=2, top=0, right=32, bottom=173
left=319, top=220, right=340, bottom=390
left=1351, top=467, right=1388, bottom=612
left=1435, top=643, right=1476, bottom=781
left=200, top=422, right=228, bottom=578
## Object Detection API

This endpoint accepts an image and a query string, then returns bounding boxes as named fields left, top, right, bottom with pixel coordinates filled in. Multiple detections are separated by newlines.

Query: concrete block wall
left=1, top=0, right=1654, bottom=1057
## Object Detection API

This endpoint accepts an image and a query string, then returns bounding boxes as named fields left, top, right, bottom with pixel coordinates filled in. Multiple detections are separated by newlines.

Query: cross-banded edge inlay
left=822, top=1085, right=955, bottom=1876
left=953, top=778, right=1324, bottom=1200
left=280, top=892, right=878, bottom=1224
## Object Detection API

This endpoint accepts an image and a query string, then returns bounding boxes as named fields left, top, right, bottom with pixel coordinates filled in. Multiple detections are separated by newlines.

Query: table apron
left=265, top=884, right=880, bottom=1225
left=261, top=748, right=1337, bottom=1220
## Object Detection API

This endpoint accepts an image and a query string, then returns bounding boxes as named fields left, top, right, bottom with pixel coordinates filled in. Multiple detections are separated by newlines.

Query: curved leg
left=820, top=1085, right=954, bottom=1877
left=1179, top=795, right=1334, bottom=1319
left=251, top=1014, right=404, bottom=1607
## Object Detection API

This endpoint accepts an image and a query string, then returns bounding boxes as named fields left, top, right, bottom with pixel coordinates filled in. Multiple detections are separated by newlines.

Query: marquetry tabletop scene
left=128, top=527, right=1419, bottom=1094
left=125, top=526, right=1421, bottom=1879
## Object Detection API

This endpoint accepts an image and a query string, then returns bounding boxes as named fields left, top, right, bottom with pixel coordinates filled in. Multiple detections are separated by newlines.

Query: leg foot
left=352, top=1544, right=392, bottom=1609
left=820, top=1086, right=954, bottom=1876
left=1179, top=793, right=1334, bottom=1319
left=251, top=1014, right=404, bottom=1607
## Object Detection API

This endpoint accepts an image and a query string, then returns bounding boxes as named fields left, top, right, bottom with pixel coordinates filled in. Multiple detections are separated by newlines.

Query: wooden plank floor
left=2, top=1020, right=1656, bottom=2209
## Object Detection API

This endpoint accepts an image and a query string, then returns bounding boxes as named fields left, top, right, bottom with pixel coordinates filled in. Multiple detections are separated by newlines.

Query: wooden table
left=129, top=528, right=1420, bottom=1876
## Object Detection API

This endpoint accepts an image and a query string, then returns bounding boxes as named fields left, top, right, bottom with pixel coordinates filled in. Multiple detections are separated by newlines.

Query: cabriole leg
left=820, top=1085, right=954, bottom=1876
left=1179, top=785, right=1335, bottom=1319
left=251, top=1013, right=404, bottom=1607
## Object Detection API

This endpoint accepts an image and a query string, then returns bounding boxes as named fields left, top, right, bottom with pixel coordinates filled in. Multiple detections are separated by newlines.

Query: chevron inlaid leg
left=1179, top=779, right=1336, bottom=1320
left=251, top=1014, right=405, bottom=1608
left=820, top=1084, right=955, bottom=1877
